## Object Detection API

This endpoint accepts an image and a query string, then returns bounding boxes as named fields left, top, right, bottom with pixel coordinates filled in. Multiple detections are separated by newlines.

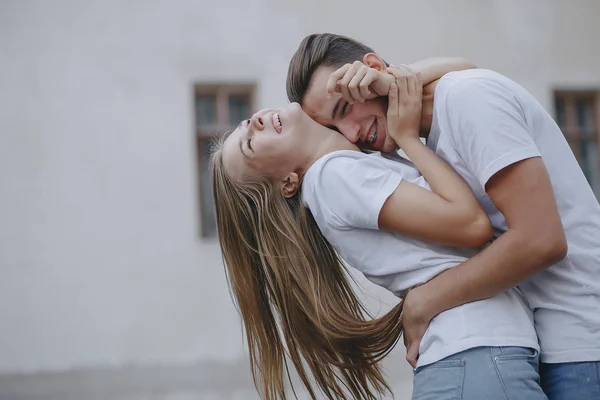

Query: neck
left=419, top=81, right=437, bottom=138
left=300, top=125, right=359, bottom=175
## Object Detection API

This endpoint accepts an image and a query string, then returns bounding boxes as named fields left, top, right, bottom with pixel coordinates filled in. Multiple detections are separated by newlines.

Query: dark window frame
left=554, top=89, right=600, bottom=197
left=194, top=83, right=256, bottom=238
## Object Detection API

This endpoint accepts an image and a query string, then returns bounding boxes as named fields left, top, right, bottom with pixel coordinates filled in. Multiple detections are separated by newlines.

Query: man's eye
left=341, top=102, right=349, bottom=117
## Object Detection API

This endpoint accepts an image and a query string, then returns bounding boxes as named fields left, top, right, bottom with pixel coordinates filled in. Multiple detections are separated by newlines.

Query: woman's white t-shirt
left=302, top=150, right=538, bottom=367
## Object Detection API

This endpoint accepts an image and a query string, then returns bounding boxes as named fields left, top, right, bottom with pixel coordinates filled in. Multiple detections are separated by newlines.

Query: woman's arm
left=326, top=56, right=477, bottom=103
left=378, top=149, right=492, bottom=248
left=406, top=57, right=477, bottom=86
left=378, top=68, right=492, bottom=248
left=371, top=58, right=477, bottom=99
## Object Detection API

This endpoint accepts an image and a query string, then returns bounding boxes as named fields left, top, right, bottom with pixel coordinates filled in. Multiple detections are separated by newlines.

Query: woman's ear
left=281, top=172, right=300, bottom=198
left=362, top=53, right=387, bottom=71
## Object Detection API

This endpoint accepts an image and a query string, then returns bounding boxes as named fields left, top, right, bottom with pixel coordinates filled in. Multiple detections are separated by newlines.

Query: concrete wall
left=1, top=0, right=599, bottom=398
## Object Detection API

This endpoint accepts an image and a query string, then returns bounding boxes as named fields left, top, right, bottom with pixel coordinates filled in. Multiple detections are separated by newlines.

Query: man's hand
left=326, top=61, right=394, bottom=104
left=402, top=284, right=434, bottom=368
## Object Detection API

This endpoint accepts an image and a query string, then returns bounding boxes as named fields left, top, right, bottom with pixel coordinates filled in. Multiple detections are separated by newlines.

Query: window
left=554, top=91, right=600, bottom=198
left=195, top=84, right=256, bottom=237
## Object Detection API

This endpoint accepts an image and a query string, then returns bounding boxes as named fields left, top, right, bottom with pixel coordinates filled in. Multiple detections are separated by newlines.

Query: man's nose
left=336, top=121, right=361, bottom=144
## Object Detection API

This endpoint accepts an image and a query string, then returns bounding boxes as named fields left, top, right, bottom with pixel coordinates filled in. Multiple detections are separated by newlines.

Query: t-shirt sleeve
left=443, top=78, right=542, bottom=188
left=312, top=155, right=403, bottom=230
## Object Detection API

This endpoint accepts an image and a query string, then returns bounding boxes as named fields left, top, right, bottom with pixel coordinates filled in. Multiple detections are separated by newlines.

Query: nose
left=250, top=112, right=265, bottom=131
left=336, top=120, right=361, bottom=144
left=249, top=108, right=276, bottom=131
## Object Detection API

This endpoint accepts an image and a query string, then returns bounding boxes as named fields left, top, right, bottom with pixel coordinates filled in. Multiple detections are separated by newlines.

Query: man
left=286, top=33, right=600, bottom=400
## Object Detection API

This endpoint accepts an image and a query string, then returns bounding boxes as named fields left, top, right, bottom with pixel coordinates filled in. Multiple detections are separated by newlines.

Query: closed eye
left=246, top=137, right=253, bottom=151
left=340, top=101, right=349, bottom=118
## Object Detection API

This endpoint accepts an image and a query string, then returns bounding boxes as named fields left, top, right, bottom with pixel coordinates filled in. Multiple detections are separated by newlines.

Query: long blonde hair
left=210, top=135, right=403, bottom=399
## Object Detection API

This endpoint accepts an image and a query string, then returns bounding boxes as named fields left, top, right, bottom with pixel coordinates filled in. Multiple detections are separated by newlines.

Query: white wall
left=0, top=0, right=306, bottom=373
left=1, top=0, right=599, bottom=386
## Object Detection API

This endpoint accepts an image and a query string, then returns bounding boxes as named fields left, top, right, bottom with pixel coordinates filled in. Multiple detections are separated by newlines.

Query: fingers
left=386, top=65, right=423, bottom=105
left=386, top=64, right=412, bottom=77
left=402, top=65, right=417, bottom=96
left=328, top=61, right=382, bottom=103
left=406, top=342, right=419, bottom=368
left=337, top=62, right=358, bottom=102
left=385, top=65, right=423, bottom=146
left=397, top=71, right=408, bottom=103
left=407, top=68, right=422, bottom=98
left=345, top=63, right=368, bottom=103
left=386, top=65, right=411, bottom=94
left=326, top=64, right=350, bottom=97
left=359, top=68, right=378, bottom=100
left=413, top=72, right=423, bottom=98
left=387, top=81, right=399, bottom=117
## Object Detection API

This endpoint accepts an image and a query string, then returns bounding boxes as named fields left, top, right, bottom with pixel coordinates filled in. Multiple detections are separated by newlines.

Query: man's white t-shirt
left=302, top=150, right=538, bottom=367
left=427, top=69, right=600, bottom=363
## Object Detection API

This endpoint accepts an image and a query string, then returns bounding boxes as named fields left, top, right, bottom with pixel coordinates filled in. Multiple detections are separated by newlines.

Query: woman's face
left=222, top=102, right=314, bottom=184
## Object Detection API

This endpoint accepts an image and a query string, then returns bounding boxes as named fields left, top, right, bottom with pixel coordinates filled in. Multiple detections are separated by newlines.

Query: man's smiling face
left=301, top=66, right=399, bottom=152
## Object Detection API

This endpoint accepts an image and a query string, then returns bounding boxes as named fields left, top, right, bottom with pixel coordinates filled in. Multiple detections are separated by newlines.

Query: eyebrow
left=331, top=98, right=342, bottom=121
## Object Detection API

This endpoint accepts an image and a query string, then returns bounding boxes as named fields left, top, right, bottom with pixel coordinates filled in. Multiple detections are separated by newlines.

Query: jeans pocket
left=412, top=360, right=464, bottom=400
left=492, top=347, right=547, bottom=400
left=494, top=346, right=538, bottom=362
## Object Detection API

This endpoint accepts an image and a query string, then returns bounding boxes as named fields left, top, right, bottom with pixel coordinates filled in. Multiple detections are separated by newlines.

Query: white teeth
left=366, top=123, right=377, bottom=145
left=273, top=113, right=282, bottom=131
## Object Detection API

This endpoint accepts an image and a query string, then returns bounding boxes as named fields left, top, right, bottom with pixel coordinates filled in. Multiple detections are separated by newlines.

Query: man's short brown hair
left=286, top=33, right=377, bottom=105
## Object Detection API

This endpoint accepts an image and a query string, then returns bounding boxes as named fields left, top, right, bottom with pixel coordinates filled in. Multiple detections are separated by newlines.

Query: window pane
left=228, top=95, right=250, bottom=126
left=198, top=139, right=216, bottom=236
left=554, top=97, right=566, bottom=129
left=196, top=95, right=217, bottom=131
left=575, top=98, right=595, bottom=131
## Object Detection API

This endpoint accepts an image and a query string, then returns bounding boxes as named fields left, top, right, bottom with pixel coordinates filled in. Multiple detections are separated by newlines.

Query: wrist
left=405, top=284, right=438, bottom=322
left=393, top=135, right=422, bottom=149
left=373, top=72, right=394, bottom=97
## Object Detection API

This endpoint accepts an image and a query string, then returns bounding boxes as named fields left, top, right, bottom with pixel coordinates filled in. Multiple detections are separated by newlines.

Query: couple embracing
left=212, top=33, right=600, bottom=400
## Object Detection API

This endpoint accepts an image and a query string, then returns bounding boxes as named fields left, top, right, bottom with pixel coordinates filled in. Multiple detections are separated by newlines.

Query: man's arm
left=407, top=158, right=567, bottom=313
left=401, top=78, right=568, bottom=366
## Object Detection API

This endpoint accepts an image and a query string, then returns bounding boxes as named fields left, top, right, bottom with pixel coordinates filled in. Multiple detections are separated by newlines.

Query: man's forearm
left=415, top=228, right=562, bottom=321
left=413, top=157, right=568, bottom=320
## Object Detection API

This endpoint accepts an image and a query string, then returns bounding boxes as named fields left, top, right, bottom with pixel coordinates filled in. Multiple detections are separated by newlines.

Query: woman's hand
left=386, top=65, right=423, bottom=148
left=326, top=61, right=394, bottom=104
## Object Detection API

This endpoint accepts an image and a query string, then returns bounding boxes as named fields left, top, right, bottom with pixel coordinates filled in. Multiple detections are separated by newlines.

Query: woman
left=210, top=67, right=545, bottom=400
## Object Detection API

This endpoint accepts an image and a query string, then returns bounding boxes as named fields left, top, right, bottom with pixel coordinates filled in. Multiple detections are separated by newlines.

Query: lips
left=359, top=118, right=379, bottom=147
left=358, top=118, right=386, bottom=150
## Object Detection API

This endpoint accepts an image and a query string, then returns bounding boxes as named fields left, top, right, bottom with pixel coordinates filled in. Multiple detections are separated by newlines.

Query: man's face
left=302, top=66, right=399, bottom=152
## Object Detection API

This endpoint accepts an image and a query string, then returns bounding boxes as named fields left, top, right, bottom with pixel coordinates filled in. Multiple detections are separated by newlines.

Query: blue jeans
left=412, top=346, right=547, bottom=400
left=540, top=361, right=600, bottom=400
